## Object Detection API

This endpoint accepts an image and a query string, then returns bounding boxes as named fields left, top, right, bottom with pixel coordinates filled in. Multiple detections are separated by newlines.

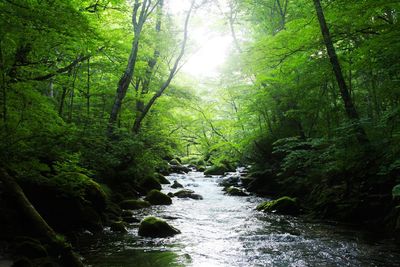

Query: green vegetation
left=0, top=0, right=399, bottom=265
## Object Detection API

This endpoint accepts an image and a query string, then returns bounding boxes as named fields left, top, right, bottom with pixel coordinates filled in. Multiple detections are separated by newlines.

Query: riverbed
left=78, top=171, right=400, bottom=267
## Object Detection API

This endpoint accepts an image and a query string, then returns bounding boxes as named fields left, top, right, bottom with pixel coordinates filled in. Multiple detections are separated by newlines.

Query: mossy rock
left=138, top=216, right=180, bottom=238
left=15, top=241, right=48, bottom=259
left=257, top=196, right=299, bottom=215
left=119, top=199, right=150, bottom=210
left=154, top=173, right=170, bottom=184
left=145, top=190, right=172, bottom=205
left=174, top=189, right=203, bottom=200
left=204, top=165, right=229, bottom=175
left=110, top=221, right=128, bottom=233
left=197, top=166, right=206, bottom=172
left=171, top=180, right=183, bottom=189
left=225, top=186, right=248, bottom=196
left=169, top=159, right=181, bottom=166
left=139, top=177, right=162, bottom=193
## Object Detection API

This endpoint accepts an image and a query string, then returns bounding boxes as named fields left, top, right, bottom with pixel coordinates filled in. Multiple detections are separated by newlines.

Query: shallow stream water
left=78, top=171, right=400, bottom=267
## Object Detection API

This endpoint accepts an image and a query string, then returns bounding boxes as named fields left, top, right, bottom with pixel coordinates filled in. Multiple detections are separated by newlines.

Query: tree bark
left=132, top=0, right=195, bottom=134
left=0, top=169, right=84, bottom=267
left=313, top=0, right=369, bottom=145
left=107, top=0, right=150, bottom=136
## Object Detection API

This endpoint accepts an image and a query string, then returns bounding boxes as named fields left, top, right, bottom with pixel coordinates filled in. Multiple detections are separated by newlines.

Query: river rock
left=171, top=180, right=184, bottom=189
left=119, top=199, right=150, bottom=210
left=219, top=176, right=240, bottom=187
left=138, top=216, right=181, bottom=237
left=256, top=196, right=299, bottom=215
left=110, top=221, right=128, bottom=233
left=225, top=186, right=248, bottom=196
left=204, top=165, right=229, bottom=175
left=154, top=173, right=170, bottom=184
left=169, top=164, right=191, bottom=174
left=139, top=176, right=162, bottom=193
left=174, top=189, right=203, bottom=200
left=145, top=190, right=172, bottom=205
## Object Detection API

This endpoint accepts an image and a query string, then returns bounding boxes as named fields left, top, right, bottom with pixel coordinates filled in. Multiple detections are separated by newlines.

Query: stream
left=78, top=170, right=400, bottom=267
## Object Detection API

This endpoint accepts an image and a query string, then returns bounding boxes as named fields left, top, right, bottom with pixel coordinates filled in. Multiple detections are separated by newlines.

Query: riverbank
left=78, top=170, right=400, bottom=266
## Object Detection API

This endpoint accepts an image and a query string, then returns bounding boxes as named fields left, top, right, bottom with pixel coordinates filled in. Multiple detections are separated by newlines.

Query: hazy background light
left=166, top=0, right=233, bottom=78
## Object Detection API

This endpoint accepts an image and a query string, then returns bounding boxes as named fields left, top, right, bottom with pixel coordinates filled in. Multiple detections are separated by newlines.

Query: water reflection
left=79, top=171, right=400, bottom=267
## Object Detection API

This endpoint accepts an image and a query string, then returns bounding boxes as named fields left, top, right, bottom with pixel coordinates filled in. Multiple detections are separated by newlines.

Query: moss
left=204, top=165, right=229, bottom=175
left=119, top=199, right=150, bottom=210
left=145, top=190, right=172, bottom=205
left=154, top=173, right=170, bottom=185
left=257, top=196, right=299, bottom=215
left=139, top=176, right=162, bottom=193
left=138, top=216, right=180, bottom=238
left=169, top=159, right=181, bottom=166
left=173, top=189, right=203, bottom=200
left=225, top=186, right=248, bottom=196
left=197, top=166, right=206, bottom=172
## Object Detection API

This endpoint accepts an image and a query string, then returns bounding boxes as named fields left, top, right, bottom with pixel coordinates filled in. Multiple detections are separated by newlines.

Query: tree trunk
left=0, top=169, right=84, bottom=267
left=107, top=0, right=149, bottom=136
left=313, top=0, right=369, bottom=145
left=58, top=86, right=67, bottom=117
left=132, top=0, right=195, bottom=134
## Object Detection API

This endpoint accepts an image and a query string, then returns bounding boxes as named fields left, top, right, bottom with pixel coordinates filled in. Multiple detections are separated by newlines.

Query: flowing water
left=78, top=171, right=400, bottom=267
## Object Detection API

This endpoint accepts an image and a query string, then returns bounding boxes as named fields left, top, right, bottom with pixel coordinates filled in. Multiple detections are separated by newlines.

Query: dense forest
left=1, top=0, right=399, bottom=266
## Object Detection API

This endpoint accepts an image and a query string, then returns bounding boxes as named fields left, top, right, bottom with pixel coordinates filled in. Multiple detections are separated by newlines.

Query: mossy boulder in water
left=138, top=176, right=162, bottom=193
left=171, top=180, right=183, bottom=189
left=138, top=216, right=180, bottom=237
left=204, top=165, right=229, bottom=175
left=257, top=196, right=299, bottom=215
left=225, top=186, right=248, bottom=196
left=145, top=190, right=172, bottom=205
left=174, top=189, right=203, bottom=200
left=119, top=199, right=150, bottom=210
left=154, top=173, right=170, bottom=184
left=110, top=221, right=128, bottom=233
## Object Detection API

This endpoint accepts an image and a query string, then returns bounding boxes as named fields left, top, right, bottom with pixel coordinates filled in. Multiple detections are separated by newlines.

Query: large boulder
left=154, top=173, right=170, bottom=185
left=145, top=190, right=172, bottom=205
left=225, top=186, right=248, bottom=196
left=138, top=216, right=180, bottom=237
left=256, top=196, right=299, bottom=215
left=139, top=176, right=162, bottom=193
left=204, top=165, right=229, bottom=175
left=219, top=176, right=240, bottom=188
left=110, top=221, right=128, bottom=233
left=169, top=164, right=191, bottom=174
left=174, top=189, right=203, bottom=200
left=171, top=180, right=183, bottom=189
left=119, top=199, right=150, bottom=210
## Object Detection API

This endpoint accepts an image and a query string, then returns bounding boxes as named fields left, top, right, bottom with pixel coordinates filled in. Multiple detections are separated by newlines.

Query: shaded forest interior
left=0, top=0, right=399, bottom=266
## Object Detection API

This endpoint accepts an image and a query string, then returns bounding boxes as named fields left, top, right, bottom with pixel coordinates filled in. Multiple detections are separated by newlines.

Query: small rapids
left=78, top=171, right=400, bottom=267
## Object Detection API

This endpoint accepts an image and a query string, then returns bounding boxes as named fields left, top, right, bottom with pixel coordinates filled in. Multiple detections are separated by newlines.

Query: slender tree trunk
left=0, top=41, right=6, bottom=124
left=136, top=0, right=164, bottom=115
left=107, top=0, right=149, bottom=136
left=132, top=0, right=195, bottom=134
left=86, top=57, right=90, bottom=119
left=58, top=86, right=67, bottom=117
left=0, top=169, right=84, bottom=267
left=313, top=0, right=369, bottom=145
left=68, top=66, right=79, bottom=123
